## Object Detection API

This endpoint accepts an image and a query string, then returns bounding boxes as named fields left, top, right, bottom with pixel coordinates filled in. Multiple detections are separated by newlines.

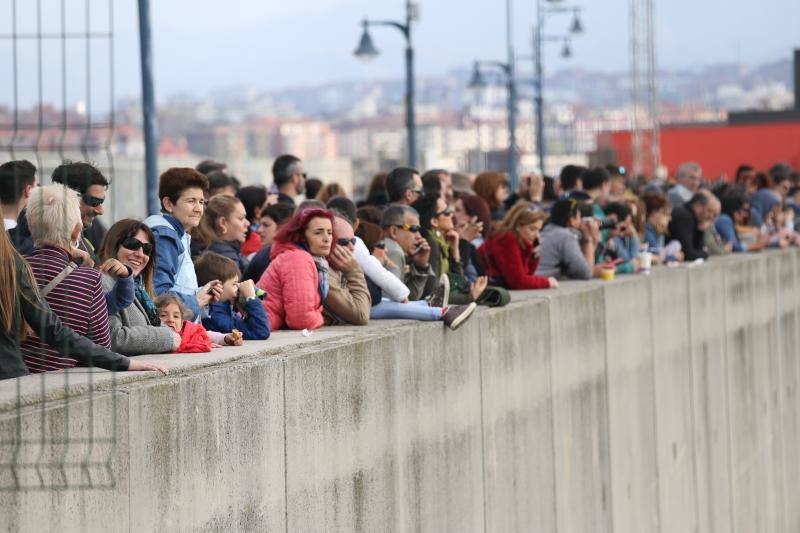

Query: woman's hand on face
left=456, top=217, right=482, bottom=242
left=99, top=258, right=131, bottom=278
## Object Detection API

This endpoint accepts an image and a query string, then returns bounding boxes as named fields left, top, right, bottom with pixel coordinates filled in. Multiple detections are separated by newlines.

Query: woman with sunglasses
left=413, top=194, right=488, bottom=304
left=98, top=219, right=182, bottom=355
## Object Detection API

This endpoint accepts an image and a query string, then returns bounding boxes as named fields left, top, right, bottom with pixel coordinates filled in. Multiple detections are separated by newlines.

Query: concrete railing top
left=0, top=249, right=785, bottom=412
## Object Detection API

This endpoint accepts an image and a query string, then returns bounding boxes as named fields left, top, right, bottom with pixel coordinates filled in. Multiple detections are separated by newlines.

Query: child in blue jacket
left=194, top=252, right=270, bottom=340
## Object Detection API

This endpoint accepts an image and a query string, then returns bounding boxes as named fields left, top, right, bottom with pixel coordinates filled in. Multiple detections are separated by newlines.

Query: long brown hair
left=473, top=171, right=509, bottom=210
left=98, top=219, right=158, bottom=296
left=0, top=228, right=40, bottom=335
left=193, top=195, right=242, bottom=247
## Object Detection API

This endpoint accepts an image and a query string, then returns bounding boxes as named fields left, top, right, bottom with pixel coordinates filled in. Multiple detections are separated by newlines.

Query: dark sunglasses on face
left=436, top=207, right=453, bottom=217
left=375, top=241, right=386, bottom=249
left=121, top=237, right=153, bottom=256
left=83, top=194, right=105, bottom=207
left=337, top=237, right=356, bottom=246
left=392, top=223, right=421, bottom=233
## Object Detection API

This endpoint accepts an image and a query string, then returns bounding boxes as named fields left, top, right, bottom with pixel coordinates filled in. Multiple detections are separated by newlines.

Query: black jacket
left=668, top=204, right=708, bottom=261
left=191, top=239, right=246, bottom=274
left=0, top=255, right=131, bottom=380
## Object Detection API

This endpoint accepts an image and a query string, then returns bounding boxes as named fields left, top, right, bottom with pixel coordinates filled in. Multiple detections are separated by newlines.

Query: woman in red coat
left=478, top=202, right=559, bottom=290
left=257, top=208, right=336, bottom=331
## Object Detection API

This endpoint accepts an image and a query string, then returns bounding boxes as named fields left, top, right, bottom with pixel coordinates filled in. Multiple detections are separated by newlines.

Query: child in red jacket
left=155, top=294, right=243, bottom=353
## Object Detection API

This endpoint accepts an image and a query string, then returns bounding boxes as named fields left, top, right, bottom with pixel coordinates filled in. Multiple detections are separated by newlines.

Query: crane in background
left=629, top=0, right=660, bottom=178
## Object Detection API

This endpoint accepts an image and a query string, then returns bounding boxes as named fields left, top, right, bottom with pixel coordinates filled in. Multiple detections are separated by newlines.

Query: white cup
left=640, top=251, right=653, bottom=273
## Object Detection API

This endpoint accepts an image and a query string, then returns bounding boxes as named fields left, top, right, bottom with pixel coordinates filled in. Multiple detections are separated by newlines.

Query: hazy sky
left=2, top=0, right=800, bottom=109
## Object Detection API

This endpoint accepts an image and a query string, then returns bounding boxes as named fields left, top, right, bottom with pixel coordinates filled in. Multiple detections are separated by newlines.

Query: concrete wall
left=1, top=250, right=799, bottom=532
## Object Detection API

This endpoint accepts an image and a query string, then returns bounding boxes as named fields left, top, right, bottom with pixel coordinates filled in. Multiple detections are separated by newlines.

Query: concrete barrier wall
left=1, top=250, right=799, bottom=532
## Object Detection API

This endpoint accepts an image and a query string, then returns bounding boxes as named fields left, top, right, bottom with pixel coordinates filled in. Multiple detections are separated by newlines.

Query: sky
left=2, top=0, right=800, bottom=110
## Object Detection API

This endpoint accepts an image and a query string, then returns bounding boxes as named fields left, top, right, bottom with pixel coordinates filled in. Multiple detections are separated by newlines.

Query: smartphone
left=413, top=243, right=424, bottom=255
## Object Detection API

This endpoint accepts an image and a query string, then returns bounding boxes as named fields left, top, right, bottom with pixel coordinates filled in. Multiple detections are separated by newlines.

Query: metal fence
left=0, top=0, right=119, bottom=491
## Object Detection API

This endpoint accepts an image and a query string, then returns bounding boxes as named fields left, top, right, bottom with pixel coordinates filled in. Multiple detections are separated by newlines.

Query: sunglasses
left=375, top=241, right=386, bottom=249
left=337, top=237, right=356, bottom=246
left=391, top=223, right=421, bottom=233
left=83, top=194, right=105, bottom=207
left=121, top=237, right=153, bottom=256
left=435, top=207, right=453, bottom=217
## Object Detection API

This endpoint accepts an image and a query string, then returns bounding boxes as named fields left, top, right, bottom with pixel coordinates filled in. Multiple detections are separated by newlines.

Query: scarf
left=429, top=229, right=450, bottom=275
left=135, top=277, right=160, bottom=326
left=297, top=243, right=330, bottom=301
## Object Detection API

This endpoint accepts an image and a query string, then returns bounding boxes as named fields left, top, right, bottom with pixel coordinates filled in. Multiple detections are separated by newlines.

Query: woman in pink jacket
left=257, top=207, right=336, bottom=331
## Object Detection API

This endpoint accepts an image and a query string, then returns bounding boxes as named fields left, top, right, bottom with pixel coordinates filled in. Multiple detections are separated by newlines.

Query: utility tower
left=628, top=0, right=659, bottom=178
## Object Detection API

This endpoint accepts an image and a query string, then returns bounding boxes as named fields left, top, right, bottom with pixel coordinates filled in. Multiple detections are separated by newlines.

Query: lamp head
left=354, top=21, right=379, bottom=61
left=468, top=62, right=486, bottom=90
left=561, top=41, right=572, bottom=58
left=570, top=12, right=584, bottom=34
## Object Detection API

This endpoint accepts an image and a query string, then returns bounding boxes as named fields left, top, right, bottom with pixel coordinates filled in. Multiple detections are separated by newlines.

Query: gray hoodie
left=537, top=224, right=593, bottom=280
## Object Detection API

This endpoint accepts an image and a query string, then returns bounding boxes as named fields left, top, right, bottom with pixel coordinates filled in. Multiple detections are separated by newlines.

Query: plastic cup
left=600, top=268, right=615, bottom=281
left=640, top=251, right=653, bottom=274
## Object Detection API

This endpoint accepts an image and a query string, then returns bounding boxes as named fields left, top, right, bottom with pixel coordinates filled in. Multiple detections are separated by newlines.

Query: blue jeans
left=370, top=299, right=442, bottom=321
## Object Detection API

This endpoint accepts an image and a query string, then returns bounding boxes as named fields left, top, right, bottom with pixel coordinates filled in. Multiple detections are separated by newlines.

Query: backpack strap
left=39, top=262, right=79, bottom=297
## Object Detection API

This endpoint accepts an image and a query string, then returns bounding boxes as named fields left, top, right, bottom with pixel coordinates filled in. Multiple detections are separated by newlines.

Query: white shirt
left=352, top=236, right=410, bottom=302
left=3, top=218, right=17, bottom=231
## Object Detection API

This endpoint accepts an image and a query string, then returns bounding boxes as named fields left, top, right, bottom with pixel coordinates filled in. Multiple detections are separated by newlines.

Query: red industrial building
left=598, top=50, right=800, bottom=179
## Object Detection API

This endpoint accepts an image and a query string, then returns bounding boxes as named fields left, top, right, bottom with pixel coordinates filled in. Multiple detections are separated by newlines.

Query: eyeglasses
left=409, top=188, right=424, bottom=195
left=391, top=223, right=421, bottom=233
left=435, top=207, right=453, bottom=217
left=337, top=237, right=356, bottom=246
left=83, top=194, right=105, bottom=208
left=121, top=237, right=153, bottom=256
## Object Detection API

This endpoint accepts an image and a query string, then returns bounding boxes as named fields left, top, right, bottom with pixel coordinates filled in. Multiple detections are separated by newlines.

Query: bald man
left=323, top=216, right=371, bottom=325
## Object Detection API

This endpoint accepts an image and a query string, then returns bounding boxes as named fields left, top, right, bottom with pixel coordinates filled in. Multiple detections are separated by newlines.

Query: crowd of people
left=1, top=154, right=798, bottom=380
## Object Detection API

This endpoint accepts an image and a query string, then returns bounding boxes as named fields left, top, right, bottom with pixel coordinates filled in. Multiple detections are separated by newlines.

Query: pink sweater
left=257, top=242, right=324, bottom=331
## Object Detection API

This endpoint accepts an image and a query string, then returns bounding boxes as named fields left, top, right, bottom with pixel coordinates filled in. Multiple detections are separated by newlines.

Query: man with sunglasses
left=271, top=154, right=306, bottom=207
left=380, top=205, right=438, bottom=301
left=49, top=162, right=138, bottom=314
left=386, top=167, right=424, bottom=206
left=322, top=216, right=372, bottom=326
left=51, top=162, right=109, bottom=264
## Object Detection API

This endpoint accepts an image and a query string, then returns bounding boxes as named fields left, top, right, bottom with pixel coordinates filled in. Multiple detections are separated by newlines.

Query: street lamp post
left=468, top=0, right=520, bottom=190
left=533, top=0, right=583, bottom=175
left=469, top=60, right=519, bottom=191
left=354, top=1, right=418, bottom=169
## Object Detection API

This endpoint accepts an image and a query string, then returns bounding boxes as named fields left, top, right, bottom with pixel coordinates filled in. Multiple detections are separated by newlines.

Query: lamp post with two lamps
left=533, top=0, right=584, bottom=175
left=354, top=1, right=419, bottom=168
left=468, top=0, right=520, bottom=190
